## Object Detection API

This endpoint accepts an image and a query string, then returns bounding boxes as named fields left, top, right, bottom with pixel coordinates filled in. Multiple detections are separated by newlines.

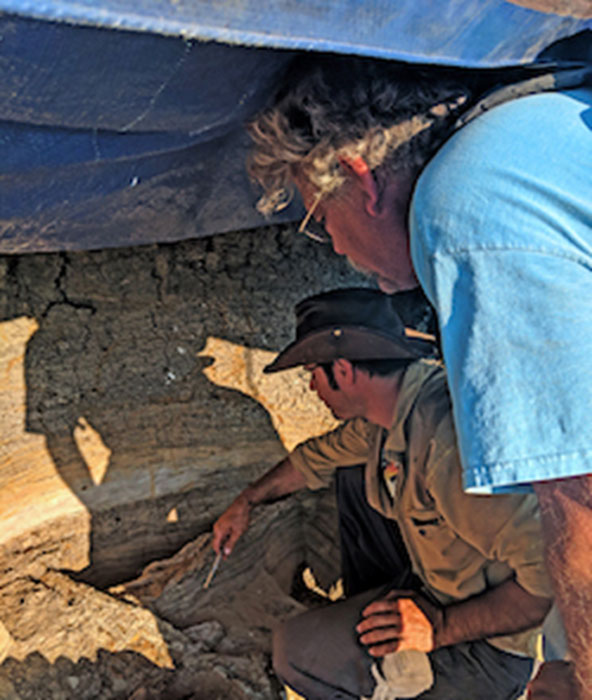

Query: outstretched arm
left=212, top=417, right=371, bottom=557
left=212, top=456, right=307, bottom=557
left=357, top=578, right=551, bottom=655
left=534, top=475, right=592, bottom=700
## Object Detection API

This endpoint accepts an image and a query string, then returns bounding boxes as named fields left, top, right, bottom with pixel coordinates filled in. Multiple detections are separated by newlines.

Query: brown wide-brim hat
left=264, top=288, right=435, bottom=374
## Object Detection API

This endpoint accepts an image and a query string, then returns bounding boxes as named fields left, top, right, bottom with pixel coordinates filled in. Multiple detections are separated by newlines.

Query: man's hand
left=356, top=590, right=442, bottom=656
left=211, top=457, right=307, bottom=558
left=212, top=493, right=251, bottom=557
left=527, top=661, right=577, bottom=700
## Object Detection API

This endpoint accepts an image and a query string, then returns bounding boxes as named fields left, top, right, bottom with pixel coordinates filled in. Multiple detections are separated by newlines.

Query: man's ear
left=333, top=358, right=356, bottom=388
left=337, top=155, right=380, bottom=217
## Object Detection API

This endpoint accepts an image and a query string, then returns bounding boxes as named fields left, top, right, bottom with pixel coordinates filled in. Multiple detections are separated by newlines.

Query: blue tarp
left=0, top=1, right=590, bottom=252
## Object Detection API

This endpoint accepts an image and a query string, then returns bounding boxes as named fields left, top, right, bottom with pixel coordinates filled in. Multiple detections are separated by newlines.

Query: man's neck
left=362, top=371, right=405, bottom=429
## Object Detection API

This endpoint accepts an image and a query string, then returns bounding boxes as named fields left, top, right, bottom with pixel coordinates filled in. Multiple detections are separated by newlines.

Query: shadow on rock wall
left=0, top=226, right=433, bottom=588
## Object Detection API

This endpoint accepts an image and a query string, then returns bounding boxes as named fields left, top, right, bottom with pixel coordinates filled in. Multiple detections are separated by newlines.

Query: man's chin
left=378, top=276, right=419, bottom=294
left=346, top=257, right=375, bottom=278
left=347, top=258, right=393, bottom=290
left=377, top=277, right=401, bottom=294
left=346, top=258, right=416, bottom=294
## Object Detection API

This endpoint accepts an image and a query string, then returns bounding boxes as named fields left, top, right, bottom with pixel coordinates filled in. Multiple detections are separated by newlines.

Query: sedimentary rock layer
left=0, top=225, right=432, bottom=697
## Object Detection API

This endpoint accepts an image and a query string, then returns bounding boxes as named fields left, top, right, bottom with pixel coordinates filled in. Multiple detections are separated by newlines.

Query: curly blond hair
left=248, top=56, right=472, bottom=215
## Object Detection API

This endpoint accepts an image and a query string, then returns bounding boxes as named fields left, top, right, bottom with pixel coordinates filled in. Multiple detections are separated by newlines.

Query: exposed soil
left=0, top=224, right=433, bottom=698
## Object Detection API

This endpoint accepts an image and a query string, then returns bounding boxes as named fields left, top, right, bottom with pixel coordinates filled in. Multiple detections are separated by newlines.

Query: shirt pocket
left=406, top=508, right=478, bottom=584
left=408, top=511, right=456, bottom=550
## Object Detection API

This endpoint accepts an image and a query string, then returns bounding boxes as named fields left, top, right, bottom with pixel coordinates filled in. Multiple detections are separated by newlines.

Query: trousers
left=273, top=466, right=533, bottom=700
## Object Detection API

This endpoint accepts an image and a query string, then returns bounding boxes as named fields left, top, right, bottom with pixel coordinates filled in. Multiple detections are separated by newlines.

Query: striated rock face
left=0, top=225, right=433, bottom=697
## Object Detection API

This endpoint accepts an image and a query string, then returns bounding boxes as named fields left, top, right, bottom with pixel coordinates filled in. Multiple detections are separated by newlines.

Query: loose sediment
left=0, top=225, right=432, bottom=697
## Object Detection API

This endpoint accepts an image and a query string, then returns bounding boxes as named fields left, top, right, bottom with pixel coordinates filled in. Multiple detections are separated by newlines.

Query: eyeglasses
left=298, top=190, right=331, bottom=244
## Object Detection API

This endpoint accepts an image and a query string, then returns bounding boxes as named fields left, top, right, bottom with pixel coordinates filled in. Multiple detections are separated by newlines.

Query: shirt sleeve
left=410, top=89, right=592, bottom=493
left=425, top=416, right=553, bottom=600
left=289, top=417, right=371, bottom=490
left=427, top=248, right=592, bottom=493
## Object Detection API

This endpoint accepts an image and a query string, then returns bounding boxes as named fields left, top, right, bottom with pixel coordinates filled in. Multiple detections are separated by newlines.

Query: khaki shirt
left=289, top=361, right=552, bottom=658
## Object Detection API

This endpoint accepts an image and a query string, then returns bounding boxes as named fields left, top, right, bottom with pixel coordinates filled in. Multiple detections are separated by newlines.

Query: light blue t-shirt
left=410, top=87, right=592, bottom=493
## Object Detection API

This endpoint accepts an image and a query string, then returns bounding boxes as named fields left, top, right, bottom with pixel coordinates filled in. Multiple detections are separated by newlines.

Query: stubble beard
left=347, top=257, right=400, bottom=293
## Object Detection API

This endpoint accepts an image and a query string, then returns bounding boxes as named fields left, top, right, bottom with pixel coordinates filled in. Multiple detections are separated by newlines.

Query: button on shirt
left=289, top=361, right=552, bottom=658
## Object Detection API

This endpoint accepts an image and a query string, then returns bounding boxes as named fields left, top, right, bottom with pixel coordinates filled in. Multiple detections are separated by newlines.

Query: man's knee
left=273, top=615, right=309, bottom=688
left=272, top=619, right=291, bottom=682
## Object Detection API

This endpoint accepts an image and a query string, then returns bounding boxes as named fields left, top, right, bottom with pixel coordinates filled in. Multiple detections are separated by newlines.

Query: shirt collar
left=384, top=359, right=443, bottom=454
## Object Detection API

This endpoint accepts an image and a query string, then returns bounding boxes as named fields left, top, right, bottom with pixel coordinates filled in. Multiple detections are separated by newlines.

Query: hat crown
left=295, top=288, right=405, bottom=341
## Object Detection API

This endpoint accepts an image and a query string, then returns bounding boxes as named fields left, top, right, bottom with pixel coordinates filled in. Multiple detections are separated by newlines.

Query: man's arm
left=357, top=578, right=551, bottom=655
left=534, top=475, right=592, bottom=700
left=212, top=417, right=370, bottom=557
left=435, top=578, right=551, bottom=648
left=358, top=420, right=552, bottom=656
left=212, top=456, right=307, bottom=557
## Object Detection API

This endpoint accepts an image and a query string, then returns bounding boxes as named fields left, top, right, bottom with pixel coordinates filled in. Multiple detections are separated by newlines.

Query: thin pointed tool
left=203, top=550, right=222, bottom=590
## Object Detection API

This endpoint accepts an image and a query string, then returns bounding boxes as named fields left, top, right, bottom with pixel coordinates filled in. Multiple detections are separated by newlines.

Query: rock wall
left=0, top=224, right=432, bottom=698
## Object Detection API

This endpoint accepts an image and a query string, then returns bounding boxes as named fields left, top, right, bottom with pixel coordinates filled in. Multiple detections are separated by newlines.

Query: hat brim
left=264, top=326, right=435, bottom=373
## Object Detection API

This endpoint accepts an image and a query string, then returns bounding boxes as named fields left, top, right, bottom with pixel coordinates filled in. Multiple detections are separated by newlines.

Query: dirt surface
left=0, top=499, right=319, bottom=700
left=0, top=223, right=434, bottom=698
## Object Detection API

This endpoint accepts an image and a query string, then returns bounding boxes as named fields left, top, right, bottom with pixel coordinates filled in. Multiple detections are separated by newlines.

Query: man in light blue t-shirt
left=249, top=53, right=591, bottom=699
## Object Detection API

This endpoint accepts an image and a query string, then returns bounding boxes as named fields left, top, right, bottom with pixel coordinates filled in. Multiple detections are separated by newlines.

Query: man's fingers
left=362, top=599, right=401, bottom=618
left=223, top=530, right=241, bottom=557
left=357, top=613, right=403, bottom=657
left=366, top=640, right=401, bottom=657
left=361, top=592, right=419, bottom=617
left=213, top=527, right=236, bottom=557
left=211, top=528, right=224, bottom=554
left=359, top=624, right=402, bottom=646
left=356, top=613, right=401, bottom=635
left=212, top=522, right=234, bottom=556
left=357, top=615, right=403, bottom=657
left=358, top=596, right=435, bottom=655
